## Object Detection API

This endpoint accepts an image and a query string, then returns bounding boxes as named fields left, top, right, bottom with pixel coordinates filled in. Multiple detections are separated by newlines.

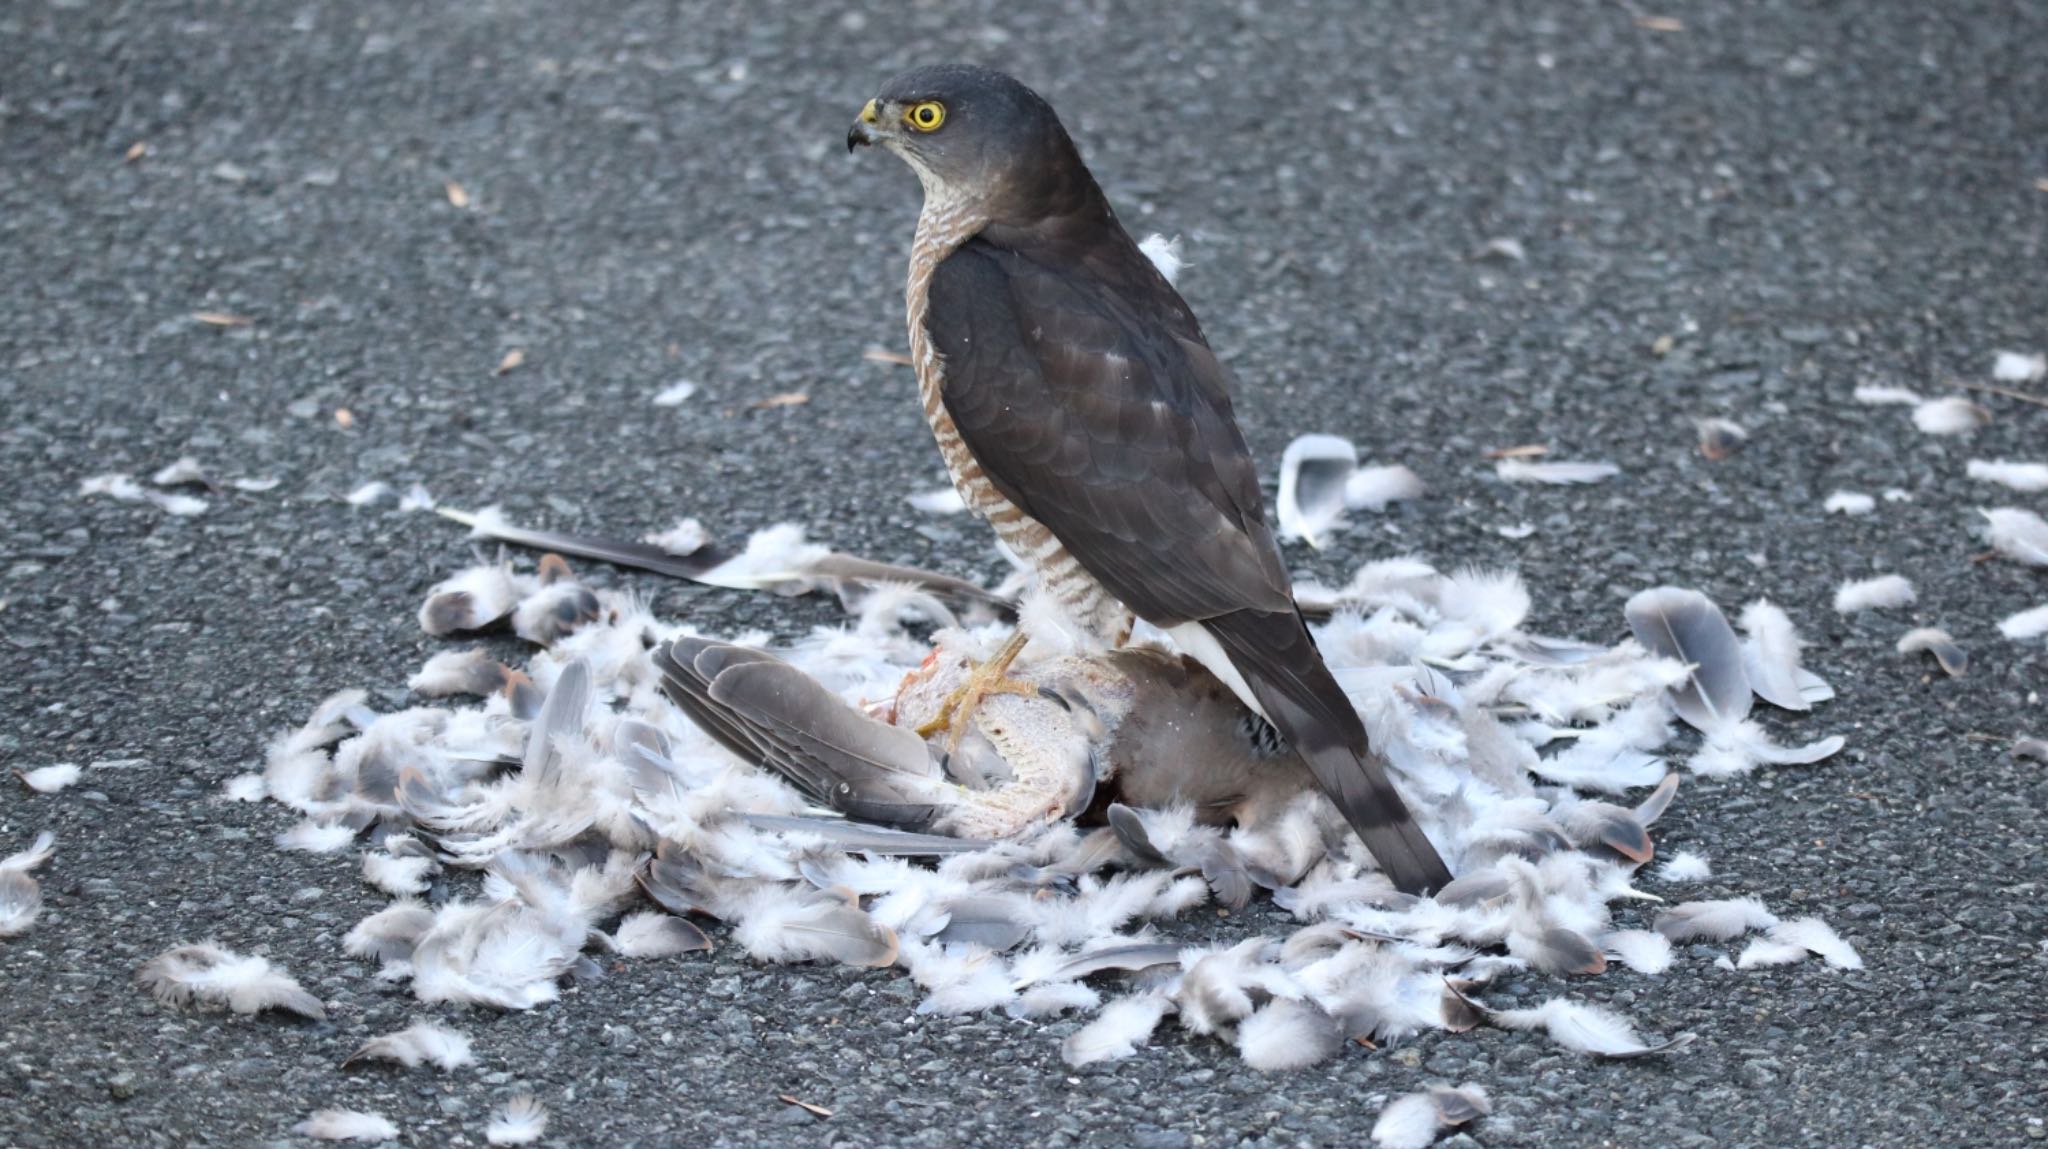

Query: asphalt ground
left=2, top=1, right=2045, bottom=1145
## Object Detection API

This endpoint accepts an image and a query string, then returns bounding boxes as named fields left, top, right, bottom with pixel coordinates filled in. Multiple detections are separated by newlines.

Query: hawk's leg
left=914, top=630, right=1037, bottom=752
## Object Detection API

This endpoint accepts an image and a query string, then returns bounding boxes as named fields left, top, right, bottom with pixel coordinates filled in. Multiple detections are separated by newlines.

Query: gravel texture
left=2, top=1, right=2045, bottom=1146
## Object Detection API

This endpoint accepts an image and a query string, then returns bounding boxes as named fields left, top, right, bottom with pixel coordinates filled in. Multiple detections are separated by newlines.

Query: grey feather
left=1625, top=587, right=1753, bottom=732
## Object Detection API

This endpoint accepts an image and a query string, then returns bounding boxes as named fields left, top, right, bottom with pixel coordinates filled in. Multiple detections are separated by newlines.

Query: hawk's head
left=848, top=64, right=1094, bottom=222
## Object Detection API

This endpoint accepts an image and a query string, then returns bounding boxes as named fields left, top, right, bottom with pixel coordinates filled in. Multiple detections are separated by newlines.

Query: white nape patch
left=1999, top=603, right=2048, bottom=640
left=1852, top=384, right=1922, bottom=405
left=293, top=1110, right=399, bottom=1142
left=1138, top=233, right=1184, bottom=284
left=1657, top=850, right=1713, bottom=882
left=1992, top=350, right=2047, bottom=382
left=1166, top=622, right=1268, bottom=720
left=17, top=763, right=82, bottom=794
left=643, top=518, right=710, bottom=556
left=1493, top=458, right=1620, bottom=485
left=652, top=380, right=698, bottom=406
left=1910, top=395, right=1989, bottom=435
left=1967, top=459, right=2048, bottom=493
left=486, top=1096, right=548, bottom=1145
left=1832, top=575, right=1915, bottom=614
left=1982, top=508, right=2048, bottom=566
left=1345, top=465, right=1426, bottom=511
left=1823, top=491, right=1874, bottom=516
left=1276, top=433, right=1357, bottom=548
left=906, top=486, right=968, bottom=514
left=344, top=480, right=393, bottom=507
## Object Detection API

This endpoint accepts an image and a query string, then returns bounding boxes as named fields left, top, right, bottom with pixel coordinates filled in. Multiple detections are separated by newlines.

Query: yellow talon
left=913, top=632, right=1036, bottom=752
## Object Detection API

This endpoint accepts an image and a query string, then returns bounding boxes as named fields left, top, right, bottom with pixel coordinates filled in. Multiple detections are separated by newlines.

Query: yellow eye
left=905, top=101, right=945, bottom=132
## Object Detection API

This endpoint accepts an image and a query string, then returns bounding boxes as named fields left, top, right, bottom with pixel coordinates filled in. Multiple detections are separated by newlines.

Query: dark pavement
left=1, top=2, right=2044, bottom=1145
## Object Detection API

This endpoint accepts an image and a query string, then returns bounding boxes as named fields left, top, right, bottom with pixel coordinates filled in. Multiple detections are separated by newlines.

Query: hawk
left=847, top=64, right=1452, bottom=894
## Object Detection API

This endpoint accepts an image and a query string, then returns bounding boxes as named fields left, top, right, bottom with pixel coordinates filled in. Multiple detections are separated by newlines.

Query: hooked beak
left=846, top=98, right=881, bottom=153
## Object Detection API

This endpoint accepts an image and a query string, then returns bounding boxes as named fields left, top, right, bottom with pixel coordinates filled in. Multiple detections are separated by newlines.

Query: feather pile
left=235, top=518, right=1855, bottom=1078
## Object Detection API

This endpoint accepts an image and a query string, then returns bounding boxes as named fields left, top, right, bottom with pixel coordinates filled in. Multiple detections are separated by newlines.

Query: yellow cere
left=859, top=99, right=880, bottom=125
left=905, top=100, right=945, bottom=132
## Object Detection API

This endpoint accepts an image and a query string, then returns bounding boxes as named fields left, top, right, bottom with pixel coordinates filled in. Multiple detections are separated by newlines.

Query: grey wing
left=925, top=240, right=1293, bottom=629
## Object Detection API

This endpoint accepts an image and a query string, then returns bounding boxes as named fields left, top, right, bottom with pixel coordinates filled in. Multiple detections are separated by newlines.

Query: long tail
left=1202, top=609, right=1453, bottom=895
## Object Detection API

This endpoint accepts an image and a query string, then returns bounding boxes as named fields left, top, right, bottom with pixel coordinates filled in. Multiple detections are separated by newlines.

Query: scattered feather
left=1494, top=458, right=1619, bottom=485
left=138, top=942, right=325, bottom=1018
left=1991, top=350, right=2047, bottom=383
left=1277, top=434, right=1357, bottom=548
left=1625, top=587, right=1752, bottom=732
left=1982, top=508, right=2048, bottom=566
left=907, top=487, right=968, bottom=515
left=486, top=1095, right=548, bottom=1145
left=652, top=380, right=698, bottom=406
left=1063, top=995, right=1173, bottom=1067
left=1768, top=917, right=1863, bottom=970
left=345, top=1022, right=475, bottom=1071
left=1372, top=1085, right=1491, bottom=1149
left=1966, top=460, right=2048, bottom=493
left=1832, top=575, right=1914, bottom=614
left=278, top=819, right=359, bottom=853
left=1852, top=384, right=1921, bottom=406
left=1488, top=997, right=1693, bottom=1058
left=644, top=518, right=710, bottom=556
left=398, top=484, right=436, bottom=512
left=1345, top=465, right=1426, bottom=511
left=1823, top=491, right=1874, bottom=516
left=80, top=472, right=209, bottom=516
left=1896, top=628, right=1967, bottom=676
left=0, top=831, right=57, bottom=938
left=2011, top=737, right=2046, bottom=762
left=1695, top=418, right=1747, bottom=460
left=17, top=763, right=82, bottom=794
left=221, top=773, right=267, bottom=802
left=1910, top=396, right=1989, bottom=435
left=1138, top=233, right=1185, bottom=284
left=151, top=457, right=208, bottom=485
left=1237, top=998, right=1343, bottom=1071
left=1655, top=898, right=1778, bottom=941
left=1997, top=604, right=2048, bottom=640
left=609, top=911, right=711, bottom=958
left=1602, top=929, right=1674, bottom=975
left=345, top=481, right=394, bottom=507
left=1657, top=851, right=1712, bottom=882
left=1738, top=600, right=1809, bottom=712
left=293, top=1110, right=398, bottom=1142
